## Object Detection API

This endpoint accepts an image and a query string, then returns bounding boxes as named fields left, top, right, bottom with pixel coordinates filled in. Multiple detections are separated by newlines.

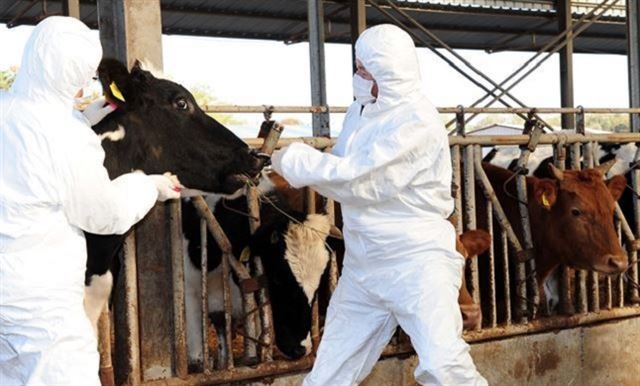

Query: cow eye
left=175, top=98, right=189, bottom=111
left=571, top=208, right=581, bottom=217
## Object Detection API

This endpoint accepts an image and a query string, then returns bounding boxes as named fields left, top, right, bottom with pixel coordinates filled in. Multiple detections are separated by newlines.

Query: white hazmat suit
left=272, top=25, right=487, bottom=385
left=0, top=17, right=172, bottom=385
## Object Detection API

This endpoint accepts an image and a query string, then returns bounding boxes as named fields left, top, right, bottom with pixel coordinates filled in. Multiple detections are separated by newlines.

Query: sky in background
left=0, top=23, right=631, bottom=137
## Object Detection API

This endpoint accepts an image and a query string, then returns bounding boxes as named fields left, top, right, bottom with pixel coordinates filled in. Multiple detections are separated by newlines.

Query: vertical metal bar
left=513, top=124, right=543, bottom=321
left=242, top=189, right=259, bottom=364
left=170, top=202, right=188, bottom=378
left=631, top=166, right=640, bottom=303
left=628, top=0, right=640, bottom=134
left=501, top=229, right=512, bottom=325
left=452, top=145, right=464, bottom=236
left=247, top=187, right=274, bottom=362
left=486, top=197, right=497, bottom=328
left=579, top=118, right=600, bottom=313
left=616, top=221, right=625, bottom=308
left=350, top=0, right=366, bottom=72
left=308, top=0, right=330, bottom=136
left=555, top=143, right=574, bottom=315
left=98, top=309, right=115, bottom=386
left=463, top=145, right=480, bottom=311
left=62, top=0, right=80, bottom=18
left=199, top=219, right=210, bottom=372
left=324, top=192, right=339, bottom=294
left=305, top=188, right=321, bottom=349
left=221, top=252, right=235, bottom=370
left=570, top=142, right=589, bottom=314
left=114, top=232, right=141, bottom=386
left=559, top=0, right=575, bottom=131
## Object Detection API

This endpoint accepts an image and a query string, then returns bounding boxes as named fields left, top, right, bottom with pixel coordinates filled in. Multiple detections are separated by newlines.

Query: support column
left=350, top=0, right=366, bottom=72
left=97, top=0, right=163, bottom=69
left=559, top=0, right=575, bottom=130
left=308, top=0, right=330, bottom=137
left=97, top=1, right=176, bottom=384
left=629, top=0, right=640, bottom=133
left=62, top=0, right=80, bottom=19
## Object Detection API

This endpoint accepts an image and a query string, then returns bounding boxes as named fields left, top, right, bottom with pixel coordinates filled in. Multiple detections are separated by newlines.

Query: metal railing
left=105, top=107, right=640, bottom=386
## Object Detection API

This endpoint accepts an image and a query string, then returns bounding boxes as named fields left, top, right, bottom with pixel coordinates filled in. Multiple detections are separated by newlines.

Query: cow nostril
left=607, top=255, right=627, bottom=271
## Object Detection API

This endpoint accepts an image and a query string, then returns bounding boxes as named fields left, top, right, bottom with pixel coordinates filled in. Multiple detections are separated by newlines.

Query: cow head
left=531, top=160, right=628, bottom=276
left=251, top=214, right=331, bottom=359
left=95, top=58, right=264, bottom=195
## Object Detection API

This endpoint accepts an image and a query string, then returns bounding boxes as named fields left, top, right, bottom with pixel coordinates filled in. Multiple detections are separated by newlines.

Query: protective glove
left=271, top=148, right=286, bottom=175
left=149, top=173, right=183, bottom=202
left=82, top=98, right=116, bottom=126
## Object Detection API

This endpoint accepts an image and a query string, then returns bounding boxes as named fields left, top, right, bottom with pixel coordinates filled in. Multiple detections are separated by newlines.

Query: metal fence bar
left=199, top=218, right=211, bottom=372
left=247, top=186, right=275, bottom=363
left=203, top=105, right=640, bottom=115
left=221, top=252, right=234, bottom=370
left=98, top=309, right=115, bottom=386
left=463, top=145, right=481, bottom=318
left=119, top=232, right=141, bottom=386
left=486, top=197, right=497, bottom=328
left=569, top=142, right=589, bottom=314
left=631, top=166, right=640, bottom=304
left=501, top=229, right=512, bottom=325
left=553, top=142, right=574, bottom=315
left=170, top=201, right=189, bottom=378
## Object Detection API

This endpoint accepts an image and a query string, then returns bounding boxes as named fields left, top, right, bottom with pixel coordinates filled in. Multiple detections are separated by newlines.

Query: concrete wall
left=248, top=316, right=640, bottom=386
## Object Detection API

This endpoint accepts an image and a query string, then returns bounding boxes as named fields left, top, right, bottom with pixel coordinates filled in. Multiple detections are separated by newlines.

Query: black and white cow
left=181, top=175, right=333, bottom=366
left=84, top=58, right=266, bottom=331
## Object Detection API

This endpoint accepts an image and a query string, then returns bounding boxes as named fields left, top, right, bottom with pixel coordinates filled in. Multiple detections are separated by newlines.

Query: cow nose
left=607, top=255, right=628, bottom=272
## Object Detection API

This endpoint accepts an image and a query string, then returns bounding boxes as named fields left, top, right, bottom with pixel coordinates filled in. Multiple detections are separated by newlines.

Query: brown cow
left=479, top=161, right=628, bottom=313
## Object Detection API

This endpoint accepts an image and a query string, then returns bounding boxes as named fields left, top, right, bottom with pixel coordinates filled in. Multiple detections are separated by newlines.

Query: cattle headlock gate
left=99, top=106, right=640, bottom=386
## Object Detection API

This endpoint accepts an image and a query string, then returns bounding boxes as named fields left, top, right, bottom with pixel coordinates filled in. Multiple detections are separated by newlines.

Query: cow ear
left=606, top=175, right=626, bottom=201
left=533, top=179, right=558, bottom=210
left=130, top=59, right=154, bottom=84
left=97, top=58, right=130, bottom=107
left=459, top=230, right=491, bottom=258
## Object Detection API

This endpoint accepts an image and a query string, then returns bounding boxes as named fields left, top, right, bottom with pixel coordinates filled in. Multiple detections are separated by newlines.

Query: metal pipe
left=120, top=232, right=141, bottom=386
left=202, top=106, right=640, bottom=115
left=199, top=219, right=211, bottom=372
left=221, top=251, right=234, bottom=369
left=170, top=201, right=188, bottom=378
left=632, top=167, right=640, bottom=303
left=513, top=124, right=542, bottom=319
left=486, top=198, right=497, bottom=328
left=554, top=142, right=574, bottom=315
left=501, top=230, right=512, bottom=325
left=463, top=146, right=481, bottom=313
left=616, top=221, right=624, bottom=308
left=307, top=0, right=330, bottom=136
left=98, top=309, right=115, bottom=386
left=452, top=145, right=464, bottom=236
left=569, top=143, right=589, bottom=314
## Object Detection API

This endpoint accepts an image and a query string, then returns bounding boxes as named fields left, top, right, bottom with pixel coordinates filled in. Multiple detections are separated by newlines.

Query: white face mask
left=352, top=74, right=376, bottom=105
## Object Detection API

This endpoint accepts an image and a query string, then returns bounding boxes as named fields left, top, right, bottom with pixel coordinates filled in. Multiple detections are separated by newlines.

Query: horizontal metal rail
left=204, top=105, right=640, bottom=115
left=243, top=132, right=640, bottom=150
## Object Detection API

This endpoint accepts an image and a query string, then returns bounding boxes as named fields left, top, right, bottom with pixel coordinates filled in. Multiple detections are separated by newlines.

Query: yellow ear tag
left=109, top=81, right=125, bottom=102
left=239, top=246, right=251, bottom=263
left=542, top=193, right=551, bottom=209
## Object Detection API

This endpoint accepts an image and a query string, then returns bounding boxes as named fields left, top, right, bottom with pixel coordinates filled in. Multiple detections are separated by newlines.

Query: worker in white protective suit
left=0, top=17, right=181, bottom=385
left=271, top=24, right=487, bottom=385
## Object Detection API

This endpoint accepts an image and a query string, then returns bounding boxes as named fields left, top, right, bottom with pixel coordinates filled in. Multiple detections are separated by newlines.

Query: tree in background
left=190, top=85, right=243, bottom=126
left=0, top=67, right=17, bottom=90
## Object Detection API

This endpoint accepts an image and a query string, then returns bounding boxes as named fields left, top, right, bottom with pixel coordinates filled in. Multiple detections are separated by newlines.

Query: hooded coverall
left=1, top=17, right=160, bottom=385
left=272, top=24, right=487, bottom=386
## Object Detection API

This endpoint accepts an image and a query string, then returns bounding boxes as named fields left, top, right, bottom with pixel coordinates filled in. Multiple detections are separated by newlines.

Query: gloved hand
left=149, top=172, right=183, bottom=202
left=82, top=98, right=116, bottom=126
left=271, top=148, right=286, bottom=175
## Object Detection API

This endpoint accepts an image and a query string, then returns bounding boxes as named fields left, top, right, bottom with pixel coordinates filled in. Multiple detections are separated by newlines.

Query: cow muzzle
left=593, top=254, right=628, bottom=275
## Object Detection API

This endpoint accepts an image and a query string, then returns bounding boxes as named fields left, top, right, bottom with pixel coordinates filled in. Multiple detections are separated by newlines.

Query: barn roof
left=0, top=0, right=629, bottom=54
